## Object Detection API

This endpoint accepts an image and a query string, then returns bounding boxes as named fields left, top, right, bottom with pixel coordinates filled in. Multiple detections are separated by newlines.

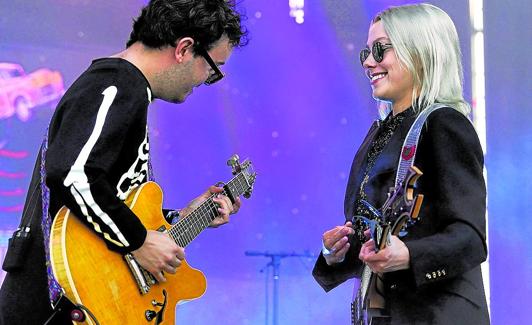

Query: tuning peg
left=243, top=187, right=253, bottom=198
left=227, top=154, right=241, bottom=175
left=226, top=154, right=240, bottom=166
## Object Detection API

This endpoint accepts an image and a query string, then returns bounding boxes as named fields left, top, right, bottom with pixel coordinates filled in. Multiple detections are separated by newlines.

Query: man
left=0, top=0, right=247, bottom=323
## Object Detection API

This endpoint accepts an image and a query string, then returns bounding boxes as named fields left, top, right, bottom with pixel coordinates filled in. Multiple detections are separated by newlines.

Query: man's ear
left=175, top=37, right=195, bottom=63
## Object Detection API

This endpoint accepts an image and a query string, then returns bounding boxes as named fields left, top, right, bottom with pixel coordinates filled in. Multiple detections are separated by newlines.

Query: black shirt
left=45, top=58, right=152, bottom=253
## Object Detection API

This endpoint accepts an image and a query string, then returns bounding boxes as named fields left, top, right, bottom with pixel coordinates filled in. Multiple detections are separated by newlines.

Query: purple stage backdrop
left=0, top=1, right=530, bottom=324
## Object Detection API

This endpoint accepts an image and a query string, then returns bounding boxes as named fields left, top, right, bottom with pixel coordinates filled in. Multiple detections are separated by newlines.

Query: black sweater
left=46, top=58, right=152, bottom=254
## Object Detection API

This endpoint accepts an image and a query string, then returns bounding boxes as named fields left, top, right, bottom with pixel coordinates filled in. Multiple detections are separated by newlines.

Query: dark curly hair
left=126, top=0, right=248, bottom=52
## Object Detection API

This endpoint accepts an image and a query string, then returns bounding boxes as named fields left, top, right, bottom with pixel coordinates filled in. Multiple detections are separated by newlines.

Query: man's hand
left=322, top=221, right=355, bottom=265
left=359, top=234, right=410, bottom=273
left=180, top=185, right=241, bottom=228
left=131, top=230, right=184, bottom=282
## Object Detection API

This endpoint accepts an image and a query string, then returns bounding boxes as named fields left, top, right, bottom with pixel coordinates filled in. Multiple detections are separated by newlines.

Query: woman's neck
left=391, top=103, right=411, bottom=116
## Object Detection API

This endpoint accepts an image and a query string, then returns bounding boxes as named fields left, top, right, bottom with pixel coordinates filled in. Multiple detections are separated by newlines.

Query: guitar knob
left=70, top=309, right=86, bottom=322
left=145, top=310, right=157, bottom=321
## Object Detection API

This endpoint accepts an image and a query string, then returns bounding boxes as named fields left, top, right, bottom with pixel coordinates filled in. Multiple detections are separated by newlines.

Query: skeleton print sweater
left=45, top=58, right=152, bottom=254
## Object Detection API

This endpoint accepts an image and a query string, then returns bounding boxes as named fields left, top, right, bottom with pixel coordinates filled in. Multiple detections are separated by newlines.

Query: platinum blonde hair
left=374, top=3, right=470, bottom=116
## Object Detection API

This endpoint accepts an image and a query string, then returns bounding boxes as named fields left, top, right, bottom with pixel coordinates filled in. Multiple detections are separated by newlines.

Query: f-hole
left=154, top=289, right=167, bottom=324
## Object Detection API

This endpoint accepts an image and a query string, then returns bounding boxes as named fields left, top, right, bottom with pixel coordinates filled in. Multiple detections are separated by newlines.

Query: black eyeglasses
left=196, top=47, right=225, bottom=85
left=359, top=42, right=393, bottom=66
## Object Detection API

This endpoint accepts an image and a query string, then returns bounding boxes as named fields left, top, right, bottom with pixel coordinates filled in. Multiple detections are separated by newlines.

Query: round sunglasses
left=359, top=42, right=393, bottom=66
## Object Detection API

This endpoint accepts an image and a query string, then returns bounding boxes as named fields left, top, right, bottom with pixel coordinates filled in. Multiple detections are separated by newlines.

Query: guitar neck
left=166, top=172, right=249, bottom=247
left=359, top=264, right=372, bottom=297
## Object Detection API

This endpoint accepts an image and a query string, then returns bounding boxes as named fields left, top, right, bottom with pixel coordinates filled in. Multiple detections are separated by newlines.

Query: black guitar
left=352, top=166, right=424, bottom=325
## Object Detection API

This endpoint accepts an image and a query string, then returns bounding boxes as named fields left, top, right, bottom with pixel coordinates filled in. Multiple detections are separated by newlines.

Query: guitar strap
left=39, top=131, right=63, bottom=306
left=394, top=103, right=447, bottom=188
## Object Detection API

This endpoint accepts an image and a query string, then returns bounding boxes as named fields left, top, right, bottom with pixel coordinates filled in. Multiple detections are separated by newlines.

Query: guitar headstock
left=226, top=154, right=256, bottom=199
left=382, top=166, right=424, bottom=237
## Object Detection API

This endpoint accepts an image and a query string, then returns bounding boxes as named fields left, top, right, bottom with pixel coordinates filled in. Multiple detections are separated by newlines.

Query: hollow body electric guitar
left=352, top=166, right=424, bottom=325
left=50, top=155, right=256, bottom=324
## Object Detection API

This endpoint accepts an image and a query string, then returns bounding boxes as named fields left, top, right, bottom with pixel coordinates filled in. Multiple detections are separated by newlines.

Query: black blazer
left=313, top=107, right=490, bottom=324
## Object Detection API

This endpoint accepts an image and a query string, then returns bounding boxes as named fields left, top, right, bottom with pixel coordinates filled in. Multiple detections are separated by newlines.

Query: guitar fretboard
left=166, top=171, right=250, bottom=247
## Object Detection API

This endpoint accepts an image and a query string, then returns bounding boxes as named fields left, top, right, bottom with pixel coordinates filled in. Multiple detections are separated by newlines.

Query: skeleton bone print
left=116, top=127, right=149, bottom=200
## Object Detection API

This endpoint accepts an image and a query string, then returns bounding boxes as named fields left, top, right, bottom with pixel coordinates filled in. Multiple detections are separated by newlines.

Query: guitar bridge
left=124, top=253, right=156, bottom=295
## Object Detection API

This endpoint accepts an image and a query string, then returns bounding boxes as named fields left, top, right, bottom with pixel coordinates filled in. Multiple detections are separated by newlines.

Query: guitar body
left=351, top=166, right=424, bottom=325
left=50, top=182, right=207, bottom=325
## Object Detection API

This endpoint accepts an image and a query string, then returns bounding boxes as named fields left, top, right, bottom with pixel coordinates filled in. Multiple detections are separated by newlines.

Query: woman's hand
left=359, top=234, right=410, bottom=273
left=322, top=221, right=355, bottom=265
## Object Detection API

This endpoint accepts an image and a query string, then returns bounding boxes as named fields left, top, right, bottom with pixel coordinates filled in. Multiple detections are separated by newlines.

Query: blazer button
left=390, top=284, right=397, bottom=290
left=426, top=273, right=432, bottom=279
left=432, top=272, right=437, bottom=278
left=437, top=270, right=441, bottom=277
left=442, top=269, right=446, bottom=276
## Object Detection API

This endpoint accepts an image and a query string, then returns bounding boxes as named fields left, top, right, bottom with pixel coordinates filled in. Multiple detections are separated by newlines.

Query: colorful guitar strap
left=394, top=103, right=447, bottom=187
left=40, top=131, right=63, bottom=305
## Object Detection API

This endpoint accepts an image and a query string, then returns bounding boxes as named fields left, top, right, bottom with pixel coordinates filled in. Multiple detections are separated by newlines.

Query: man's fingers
left=175, top=247, right=185, bottom=260
left=167, top=255, right=182, bottom=268
left=213, top=196, right=233, bottom=216
left=163, top=264, right=177, bottom=275
left=153, top=271, right=166, bottom=283
left=209, top=185, right=223, bottom=194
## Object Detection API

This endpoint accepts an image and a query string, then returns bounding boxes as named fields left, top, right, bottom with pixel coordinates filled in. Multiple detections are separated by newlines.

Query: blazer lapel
left=344, top=120, right=380, bottom=218
left=363, top=113, right=418, bottom=208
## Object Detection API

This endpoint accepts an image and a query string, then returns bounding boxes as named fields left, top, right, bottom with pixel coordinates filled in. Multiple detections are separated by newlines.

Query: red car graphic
left=0, top=62, right=65, bottom=121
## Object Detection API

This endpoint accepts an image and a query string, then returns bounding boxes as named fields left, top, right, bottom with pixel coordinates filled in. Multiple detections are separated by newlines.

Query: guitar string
left=169, top=178, right=235, bottom=239
left=173, top=179, right=240, bottom=246
left=170, top=179, right=234, bottom=242
left=168, top=173, right=249, bottom=247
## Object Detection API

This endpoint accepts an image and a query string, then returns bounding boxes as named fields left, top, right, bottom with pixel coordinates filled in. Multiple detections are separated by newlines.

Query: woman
left=312, top=4, right=489, bottom=324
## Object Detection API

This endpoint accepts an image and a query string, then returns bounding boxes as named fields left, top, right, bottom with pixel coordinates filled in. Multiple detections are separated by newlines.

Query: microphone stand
left=245, top=251, right=316, bottom=325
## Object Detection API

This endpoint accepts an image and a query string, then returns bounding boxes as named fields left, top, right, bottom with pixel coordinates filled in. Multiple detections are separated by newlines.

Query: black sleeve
left=312, top=122, right=379, bottom=292
left=312, top=235, right=364, bottom=292
left=46, top=70, right=149, bottom=254
left=405, top=108, right=487, bottom=287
